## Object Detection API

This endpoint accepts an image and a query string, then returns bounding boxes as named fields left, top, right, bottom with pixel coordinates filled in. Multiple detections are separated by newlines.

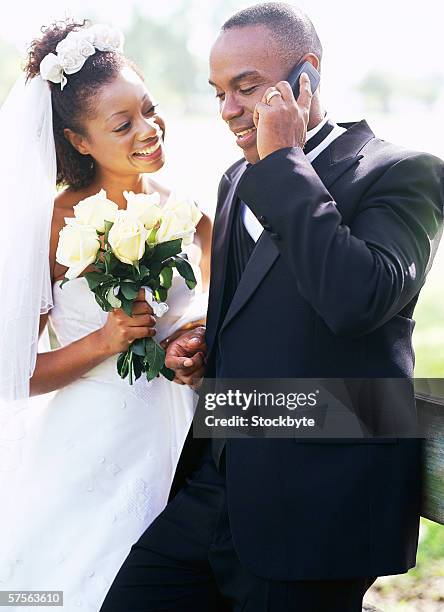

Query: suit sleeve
left=237, top=147, right=444, bottom=336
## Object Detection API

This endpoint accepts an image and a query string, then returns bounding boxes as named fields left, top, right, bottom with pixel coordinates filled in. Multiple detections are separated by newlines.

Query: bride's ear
left=64, top=128, right=90, bottom=156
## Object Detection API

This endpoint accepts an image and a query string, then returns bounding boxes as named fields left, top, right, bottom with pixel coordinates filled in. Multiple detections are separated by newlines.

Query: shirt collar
left=306, top=113, right=329, bottom=142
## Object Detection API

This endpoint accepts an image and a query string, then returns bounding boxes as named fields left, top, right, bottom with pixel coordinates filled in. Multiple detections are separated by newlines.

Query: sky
left=2, top=0, right=444, bottom=83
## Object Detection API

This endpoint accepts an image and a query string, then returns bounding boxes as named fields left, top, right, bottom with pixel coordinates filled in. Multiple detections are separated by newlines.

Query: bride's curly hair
left=25, top=18, right=141, bottom=190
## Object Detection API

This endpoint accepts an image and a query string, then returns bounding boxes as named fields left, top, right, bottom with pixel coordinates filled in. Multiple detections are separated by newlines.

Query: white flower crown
left=39, top=24, right=124, bottom=91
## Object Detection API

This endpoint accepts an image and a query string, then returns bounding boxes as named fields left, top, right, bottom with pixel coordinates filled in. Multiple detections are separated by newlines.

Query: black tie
left=218, top=199, right=255, bottom=325
left=303, top=118, right=335, bottom=155
left=232, top=200, right=256, bottom=283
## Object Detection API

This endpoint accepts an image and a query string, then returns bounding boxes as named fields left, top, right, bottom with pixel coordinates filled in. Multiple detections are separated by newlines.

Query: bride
left=0, top=19, right=210, bottom=611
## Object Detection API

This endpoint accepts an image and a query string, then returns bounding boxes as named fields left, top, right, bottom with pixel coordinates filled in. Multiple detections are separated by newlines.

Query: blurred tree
left=358, top=72, right=394, bottom=114
left=359, top=71, right=444, bottom=113
left=404, top=75, right=444, bottom=110
left=124, top=3, right=200, bottom=110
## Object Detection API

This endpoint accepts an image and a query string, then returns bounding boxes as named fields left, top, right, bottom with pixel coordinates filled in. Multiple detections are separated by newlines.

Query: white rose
left=70, top=33, right=96, bottom=60
left=89, top=24, right=124, bottom=52
left=56, top=34, right=94, bottom=75
left=123, top=191, right=162, bottom=229
left=163, top=194, right=203, bottom=228
left=69, top=28, right=95, bottom=46
left=56, top=219, right=100, bottom=280
left=108, top=210, right=148, bottom=265
left=155, top=210, right=196, bottom=246
left=39, top=53, right=64, bottom=85
left=57, top=51, right=85, bottom=75
left=73, top=189, right=118, bottom=233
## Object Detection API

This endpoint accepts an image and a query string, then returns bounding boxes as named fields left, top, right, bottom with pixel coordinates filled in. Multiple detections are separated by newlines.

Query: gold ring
left=265, top=90, right=282, bottom=105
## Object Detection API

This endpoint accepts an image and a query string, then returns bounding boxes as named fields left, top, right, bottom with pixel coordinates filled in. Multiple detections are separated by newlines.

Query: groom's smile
left=232, top=125, right=257, bottom=148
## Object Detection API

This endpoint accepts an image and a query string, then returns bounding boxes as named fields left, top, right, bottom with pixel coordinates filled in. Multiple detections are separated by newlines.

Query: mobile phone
left=287, top=60, right=320, bottom=98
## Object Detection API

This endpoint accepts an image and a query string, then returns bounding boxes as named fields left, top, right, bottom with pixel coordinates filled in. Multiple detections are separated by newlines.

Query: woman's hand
left=96, top=289, right=156, bottom=357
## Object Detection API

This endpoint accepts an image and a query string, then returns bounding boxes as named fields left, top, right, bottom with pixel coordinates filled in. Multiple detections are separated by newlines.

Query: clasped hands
left=163, top=326, right=206, bottom=387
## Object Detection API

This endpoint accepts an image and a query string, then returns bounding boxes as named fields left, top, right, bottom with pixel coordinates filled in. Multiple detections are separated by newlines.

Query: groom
left=101, top=3, right=444, bottom=611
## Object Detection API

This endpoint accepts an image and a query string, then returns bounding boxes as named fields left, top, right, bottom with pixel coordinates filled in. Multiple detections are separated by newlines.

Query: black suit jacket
left=171, top=121, right=444, bottom=580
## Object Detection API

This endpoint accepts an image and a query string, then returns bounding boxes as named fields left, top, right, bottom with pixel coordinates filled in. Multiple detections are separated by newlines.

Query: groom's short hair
left=221, top=2, right=322, bottom=69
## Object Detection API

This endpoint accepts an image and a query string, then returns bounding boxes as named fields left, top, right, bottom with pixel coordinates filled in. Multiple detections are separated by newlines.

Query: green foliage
left=416, top=518, right=444, bottom=567
left=358, top=71, right=444, bottom=114
left=124, top=6, right=200, bottom=108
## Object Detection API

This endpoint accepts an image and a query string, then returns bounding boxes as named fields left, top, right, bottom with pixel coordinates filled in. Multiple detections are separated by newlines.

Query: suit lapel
left=312, top=120, right=374, bottom=186
left=205, top=162, right=246, bottom=353
left=219, top=230, right=279, bottom=335
left=211, top=120, right=375, bottom=343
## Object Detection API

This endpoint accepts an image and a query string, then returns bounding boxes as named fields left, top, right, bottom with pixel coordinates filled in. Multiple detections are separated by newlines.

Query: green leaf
left=59, top=277, right=70, bottom=289
left=128, top=350, right=134, bottom=385
left=144, top=337, right=165, bottom=378
left=120, top=281, right=139, bottom=300
left=134, top=264, right=150, bottom=283
left=94, top=292, right=112, bottom=312
left=174, top=256, right=197, bottom=289
left=94, top=261, right=106, bottom=272
left=161, top=365, right=175, bottom=381
left=104, top=251, right=112, bottom=274
left=147, top=262, right=162, bottom=281
left=160, top=266, right=173, bottom=289
left=104, top=220, right=114, bottom=243
left=131, top=338, right=146, bottom=356
left=106, top=287, right=122, bottom=309
left=151, top=239, right=182, bottom=264
left=117, top=350, right=130, bottom=379
left=155, top=286, right=168, bottom=302
left=104, top=250, right=123, bottom=275
left=133, top=354, right=143, bottom=381
left=117, top=352, right=126, bottom=374
left=84, top=271, right=111, bottom=291
left=146, top=368, right=159, bottom=382
left=120, top=296, right=133, bottom=317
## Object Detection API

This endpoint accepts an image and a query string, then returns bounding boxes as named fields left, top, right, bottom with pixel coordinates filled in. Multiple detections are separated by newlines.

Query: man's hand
left=253, top=73, right=313, bottom=160
left=164, top=326, right=207, bottom=386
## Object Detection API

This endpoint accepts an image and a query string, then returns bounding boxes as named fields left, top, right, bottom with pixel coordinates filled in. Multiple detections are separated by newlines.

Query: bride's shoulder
left=52, top=187, right=88, bottom=226
left=54, top=187, right=86, bottom=213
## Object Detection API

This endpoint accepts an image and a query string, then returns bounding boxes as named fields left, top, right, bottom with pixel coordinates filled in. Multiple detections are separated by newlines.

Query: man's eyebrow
left=106, top=94, right=149, bottom=121
left=208, top=70, right=262, bottom=88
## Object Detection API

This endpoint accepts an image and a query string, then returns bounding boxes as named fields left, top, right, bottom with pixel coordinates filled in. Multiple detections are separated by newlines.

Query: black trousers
left=100, top=444, right=376, bottom=612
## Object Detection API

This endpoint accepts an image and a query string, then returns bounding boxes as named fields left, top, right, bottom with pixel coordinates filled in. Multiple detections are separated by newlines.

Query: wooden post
left=416, top=394, right=444, bottom=525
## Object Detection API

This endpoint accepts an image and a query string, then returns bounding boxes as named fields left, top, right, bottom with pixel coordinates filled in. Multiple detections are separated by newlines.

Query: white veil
left=0, top=75, right=56, bottom=405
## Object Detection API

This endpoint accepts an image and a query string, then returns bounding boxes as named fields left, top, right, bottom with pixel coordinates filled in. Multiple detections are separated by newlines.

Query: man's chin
left=242, top=146, right=260, bottom=165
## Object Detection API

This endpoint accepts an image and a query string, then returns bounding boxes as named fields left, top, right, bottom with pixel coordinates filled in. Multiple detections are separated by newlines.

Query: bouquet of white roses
left=56, top=189, right=202, bottom=383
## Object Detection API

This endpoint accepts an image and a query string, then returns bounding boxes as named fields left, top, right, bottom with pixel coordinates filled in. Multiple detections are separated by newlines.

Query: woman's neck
left=89, top=171, right=152, bottom=209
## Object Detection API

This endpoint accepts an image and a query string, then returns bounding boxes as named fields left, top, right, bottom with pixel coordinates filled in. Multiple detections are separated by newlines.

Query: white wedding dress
left=0, top=268, right=205, bottom=611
